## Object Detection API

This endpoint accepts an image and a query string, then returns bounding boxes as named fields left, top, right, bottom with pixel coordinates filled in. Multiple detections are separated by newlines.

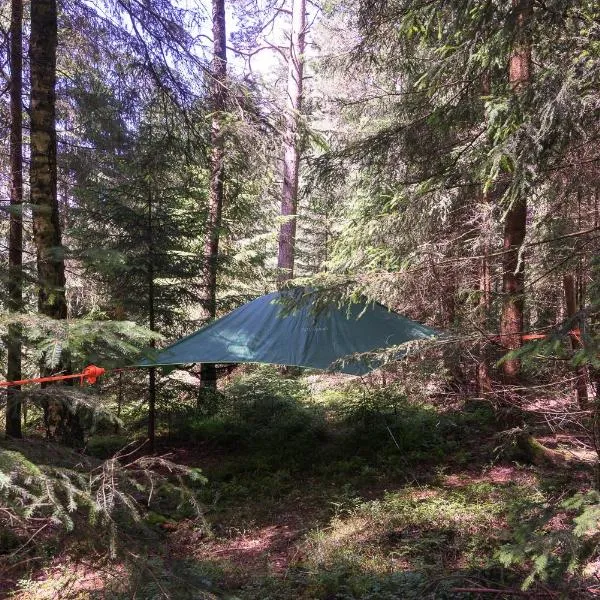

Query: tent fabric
left=142, top=289, right=437, bottom=375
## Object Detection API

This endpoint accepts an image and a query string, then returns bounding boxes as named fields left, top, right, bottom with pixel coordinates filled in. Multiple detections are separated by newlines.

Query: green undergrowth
left=0, top=437, right=207, bottom=595
left=171, top=367, right=496, bottom=486
left=92, top=481, right=572, bottom=599
left=6, top=366, right=599, bottom=598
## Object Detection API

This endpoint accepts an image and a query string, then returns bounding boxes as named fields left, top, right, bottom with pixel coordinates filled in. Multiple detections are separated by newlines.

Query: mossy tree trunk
left=30, top=0, right=81, bottom=447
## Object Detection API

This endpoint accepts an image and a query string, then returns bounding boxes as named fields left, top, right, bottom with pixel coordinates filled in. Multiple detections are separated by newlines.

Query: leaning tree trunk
left=499, top=0, right=532, bottom=381
left=199, top=0, right=227, bottom=390
left=30, top=0, right=81, bottom=446
left=6, top=0, right=24, bottom=438
left=277, top=0, right=306, bottom=283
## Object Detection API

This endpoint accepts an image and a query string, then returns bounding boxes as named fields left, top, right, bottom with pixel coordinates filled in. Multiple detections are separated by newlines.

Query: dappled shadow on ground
left=177, top=521, right=301, bottom=576
left=442, top=465, right=538, bottom=487
left=6, top=372, right=598, bottom=599
left=149, top=452, right=528, bottom=594
left=83, top=550, right=572, bottom=599
left=141, top=386, right=596, bottom=599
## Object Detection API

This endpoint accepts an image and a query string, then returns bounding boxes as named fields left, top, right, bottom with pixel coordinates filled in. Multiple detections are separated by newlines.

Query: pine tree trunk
left=147, top=190, right=157, bottom=451
left=6, top=0, right=23, bottom=438
left=563, top=273, right=588, bottom=409
left=500, top=0, right=532, bottom=381
left=477, top=230, right=493, bottom=394
left=435, top=260, right=464, bottom=387
left=200, top=0, right=227, bottom=390
left=592, top=372, right=600, bottom=489
left=477, top=76, right=493, bottom=394
left=30, top=0, right=66, bottom=320
left=30, top=0, right=80, bottom=446
left=277, top=0, right=306, bottom=283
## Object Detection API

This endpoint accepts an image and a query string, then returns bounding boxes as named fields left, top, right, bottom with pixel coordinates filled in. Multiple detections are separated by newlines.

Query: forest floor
left=4, top=367, right=600, bottom=599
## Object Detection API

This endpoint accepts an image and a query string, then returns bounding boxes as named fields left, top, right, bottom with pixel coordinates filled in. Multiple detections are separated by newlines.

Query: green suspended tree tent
left=144, top=288, right=437, bottom=375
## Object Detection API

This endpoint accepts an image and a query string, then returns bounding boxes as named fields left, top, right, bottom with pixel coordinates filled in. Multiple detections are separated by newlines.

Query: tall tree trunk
left=30, top=0, right=80, bottom=446
left=30, top=0, right=65, bottom=320
left=277, top=0, right=306, bottom=283
left=564, top=273, right=588, bottom=409
left=477, top=204, right=493, bottom=394
left=592, top=371, right=600, bottom=489
left=6, top=0, right=23, bottom=438
left=431, top=249, right=463, bottom=388
left=147, top=190, right=157, bottom=451
left=200, top=0, right=227, bottom=390
left=477, top=75, right=493, bottom=394
left=500, top=0, right=532, bottom=381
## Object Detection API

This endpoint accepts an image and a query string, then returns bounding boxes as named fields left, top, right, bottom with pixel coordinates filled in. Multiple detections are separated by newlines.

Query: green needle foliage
left=0, top=439, right=206, bottom=559
left=67, top=91, right=207, bottom=337
left=497, top=491, right=600, bottom=590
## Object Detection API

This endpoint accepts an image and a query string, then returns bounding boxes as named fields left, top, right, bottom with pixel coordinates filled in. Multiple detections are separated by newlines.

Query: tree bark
left=477, top=75, right=493, bottom=394
left=30, top=0, right=66, bottom=320
left=500, top=0, right=532, bottom=381
left=6, top=0, right=23, bottom=438
left=592, top=374, right=600, bottom=489
left=277, top=0, right=306, bottom=283
left=147, top=190, right=157, bottom=451
left=30, top=0, right=80, bottom=446
left=200, top=0, right=227, bottom=390
left=477, top=217, right=493, bottom=394
left=563, top=273, right=588, bottom=409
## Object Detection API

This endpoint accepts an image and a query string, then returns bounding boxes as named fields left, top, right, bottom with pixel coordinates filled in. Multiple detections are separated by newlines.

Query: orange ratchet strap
left=0, top=365, right=106, bottom=388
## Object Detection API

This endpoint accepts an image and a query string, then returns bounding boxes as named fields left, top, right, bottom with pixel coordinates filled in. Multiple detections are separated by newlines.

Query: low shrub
left=86, top=433, right=131, bottom=458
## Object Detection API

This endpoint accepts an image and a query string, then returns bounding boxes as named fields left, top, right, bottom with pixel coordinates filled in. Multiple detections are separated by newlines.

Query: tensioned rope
left=0, top=365, right=107, bottom=388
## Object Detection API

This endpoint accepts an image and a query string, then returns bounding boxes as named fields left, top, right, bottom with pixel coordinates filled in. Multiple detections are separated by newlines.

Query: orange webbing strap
left=493, top=329, right=582, bottom=344
left=521, top=329, right=581, bottom=341
left=0, top=365, right=107, bottom=388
